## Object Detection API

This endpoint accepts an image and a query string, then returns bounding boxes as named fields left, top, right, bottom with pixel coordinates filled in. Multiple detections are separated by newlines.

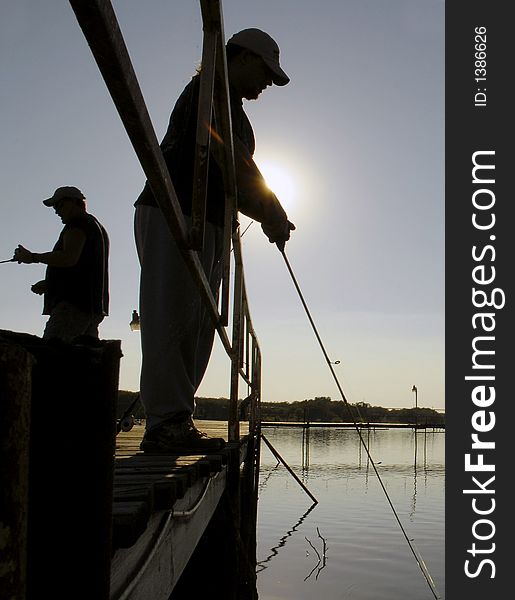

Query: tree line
left=118, top=391, right=445, bottom=426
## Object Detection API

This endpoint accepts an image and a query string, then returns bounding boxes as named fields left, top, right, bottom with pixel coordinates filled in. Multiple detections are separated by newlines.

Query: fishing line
left=279, top=248, right=441, bottom=600
left=240, top=221, right=254, bottom=238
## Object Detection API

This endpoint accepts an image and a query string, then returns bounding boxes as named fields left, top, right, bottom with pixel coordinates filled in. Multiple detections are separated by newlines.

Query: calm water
left=256, top=427, right=445, bottom=600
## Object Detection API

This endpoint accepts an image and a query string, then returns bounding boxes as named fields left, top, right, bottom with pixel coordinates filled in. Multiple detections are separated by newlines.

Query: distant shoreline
left=117, top=390, right=445, bottom=426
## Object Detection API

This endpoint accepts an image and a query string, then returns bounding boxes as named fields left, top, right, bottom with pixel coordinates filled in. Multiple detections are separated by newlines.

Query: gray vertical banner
left=446, top=1, right=513, bottom=598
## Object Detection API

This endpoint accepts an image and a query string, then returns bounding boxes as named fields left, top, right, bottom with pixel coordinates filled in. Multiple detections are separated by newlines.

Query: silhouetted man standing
left=135, top=29, right=294, bottom=452
left=14, top=186, right=109, bottom=343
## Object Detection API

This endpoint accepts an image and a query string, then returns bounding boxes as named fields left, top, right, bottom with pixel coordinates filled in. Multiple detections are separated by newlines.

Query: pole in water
left=261, top=433, right=318, bottom=505
left=278, top=247, right=441, bottom=599
left=0, top=259, right=14, bottom=264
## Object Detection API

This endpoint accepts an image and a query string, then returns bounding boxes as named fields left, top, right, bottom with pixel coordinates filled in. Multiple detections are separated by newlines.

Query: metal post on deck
left=229, top=247, right=244, bottom=443
left=190, top=29, right=217, bottom=250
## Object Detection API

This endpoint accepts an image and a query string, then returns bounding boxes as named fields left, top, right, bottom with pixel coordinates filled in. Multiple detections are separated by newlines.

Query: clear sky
left=1, top=0, right=444, bottom=409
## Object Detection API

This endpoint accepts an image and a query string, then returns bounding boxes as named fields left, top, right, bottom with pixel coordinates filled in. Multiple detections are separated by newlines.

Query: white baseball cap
left=227, top=28, right=290, bottom=86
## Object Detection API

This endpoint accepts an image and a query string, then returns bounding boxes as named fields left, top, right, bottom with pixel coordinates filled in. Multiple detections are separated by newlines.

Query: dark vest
left=43, top=213, right=109, bottom=316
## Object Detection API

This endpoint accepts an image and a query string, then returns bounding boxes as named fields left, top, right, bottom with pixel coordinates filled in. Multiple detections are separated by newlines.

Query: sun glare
left=257, top=159, right=296, bottom=212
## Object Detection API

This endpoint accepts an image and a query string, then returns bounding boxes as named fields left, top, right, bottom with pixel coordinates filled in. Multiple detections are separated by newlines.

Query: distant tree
left=116, top=391, right=445, bottom=426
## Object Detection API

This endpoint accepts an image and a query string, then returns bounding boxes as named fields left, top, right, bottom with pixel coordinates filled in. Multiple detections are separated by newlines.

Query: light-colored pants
left=43, top=301, right=103, bottom=343
left=134, top=205, right=223, bottom=429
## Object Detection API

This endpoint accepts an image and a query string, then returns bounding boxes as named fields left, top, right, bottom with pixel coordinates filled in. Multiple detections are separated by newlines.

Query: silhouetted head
left=226, top=28, right=289, bottom=100
left=43, top=186, right=87, bottom=223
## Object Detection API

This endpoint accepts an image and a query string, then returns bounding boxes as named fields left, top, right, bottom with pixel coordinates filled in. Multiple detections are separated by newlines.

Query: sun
left=256, top=159, right=296, bottom=212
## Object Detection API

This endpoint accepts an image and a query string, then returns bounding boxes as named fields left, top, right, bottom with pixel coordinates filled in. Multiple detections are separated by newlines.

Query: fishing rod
left=0, top=258, right=14, bottom=264
left=116, top=393, right=142, bottom=434
left=279, top=247, right=441, bottom=600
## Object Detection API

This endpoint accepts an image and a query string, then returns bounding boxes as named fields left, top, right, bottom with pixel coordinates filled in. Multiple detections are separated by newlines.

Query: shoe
left=140, top=417, right=226, bottom=453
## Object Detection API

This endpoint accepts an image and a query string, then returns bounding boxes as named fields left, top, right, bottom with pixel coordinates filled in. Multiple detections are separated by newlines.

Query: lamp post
left=129, top=309, right=140, bottom=331
left=412, top=385, right=418, bottom=409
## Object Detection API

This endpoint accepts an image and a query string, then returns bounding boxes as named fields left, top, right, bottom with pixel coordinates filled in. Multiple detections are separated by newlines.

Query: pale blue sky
left=1, top=1, right=444, bottom=409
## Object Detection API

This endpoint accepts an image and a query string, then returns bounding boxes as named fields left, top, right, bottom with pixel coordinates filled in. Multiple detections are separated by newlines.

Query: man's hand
left=261, top=219, right=296, bottom=251
left=31, top=280, right=46, bottom=295
left=13, top=245, right=35, bottom=264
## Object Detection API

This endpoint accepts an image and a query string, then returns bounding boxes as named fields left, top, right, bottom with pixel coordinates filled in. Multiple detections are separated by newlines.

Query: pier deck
left=261, top=421, right=445, bottom=430
left=111, top=421, right=250, bottom=600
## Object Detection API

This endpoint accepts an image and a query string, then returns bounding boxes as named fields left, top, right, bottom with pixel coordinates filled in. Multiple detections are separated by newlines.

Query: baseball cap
left=43, top=186, right=85, bottom=207
left=227, top=28, right=290, bottom=86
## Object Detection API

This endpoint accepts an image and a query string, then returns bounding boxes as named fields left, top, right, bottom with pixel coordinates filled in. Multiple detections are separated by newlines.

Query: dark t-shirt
left=134, top=74, right=255, bottom=226
left=43, top=213, right=109, bottom=316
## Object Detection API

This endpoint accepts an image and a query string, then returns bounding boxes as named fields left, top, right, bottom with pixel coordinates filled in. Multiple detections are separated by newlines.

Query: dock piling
left=0, top=338, right=33, bottom=599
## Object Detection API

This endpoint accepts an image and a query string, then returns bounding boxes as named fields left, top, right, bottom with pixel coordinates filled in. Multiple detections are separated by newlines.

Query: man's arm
left=15, top=228, right=86, bottom=267
left=230, top=137, right=296, bottom=248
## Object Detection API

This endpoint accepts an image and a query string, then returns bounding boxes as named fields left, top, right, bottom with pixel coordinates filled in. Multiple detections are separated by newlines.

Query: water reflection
left=301, top=421, right=310, bottom=477
left=303, top=527, right=328, bottom=581
left=258, top=462, right=280, bottom=492
left=266, top=425, right=443, bottom=519
left=257, top=427, right=445, bottom=600
left=411, top=431, right=419, bottom=518
left=256, top=501, right=318, bottom=572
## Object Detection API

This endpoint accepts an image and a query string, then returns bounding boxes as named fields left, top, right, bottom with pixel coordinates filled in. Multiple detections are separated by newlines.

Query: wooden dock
left=111, top=422, right=252, bottom=600
left=0, top=331, right=259, bottom=600
left=261, top=421, right=445, bottom=430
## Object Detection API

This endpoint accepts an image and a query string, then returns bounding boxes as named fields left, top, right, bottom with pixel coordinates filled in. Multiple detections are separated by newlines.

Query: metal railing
left=69, top=0, right=261, bottom=442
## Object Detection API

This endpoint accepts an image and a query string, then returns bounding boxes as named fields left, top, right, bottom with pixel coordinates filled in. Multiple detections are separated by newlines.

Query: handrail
left=69, top=0, right=261, bottom=442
